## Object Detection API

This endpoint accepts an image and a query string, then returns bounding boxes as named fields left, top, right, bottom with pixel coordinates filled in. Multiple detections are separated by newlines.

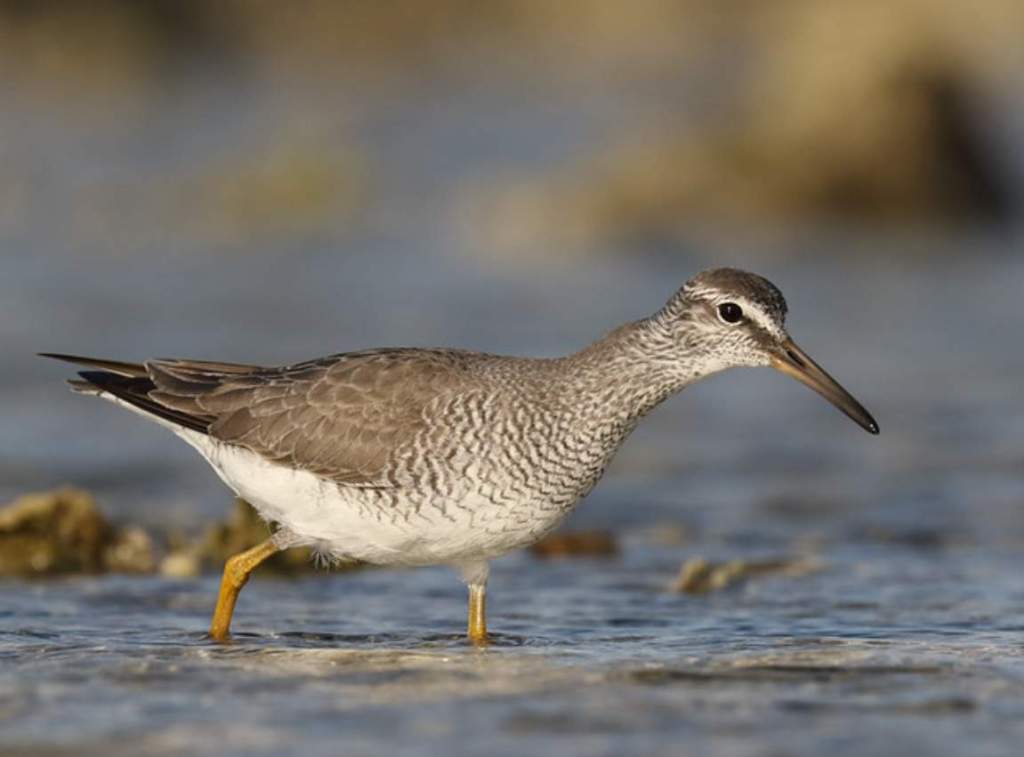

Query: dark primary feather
left=37, top=353, right=150, bottom=378
left=76, top=370, right=211, bottom=433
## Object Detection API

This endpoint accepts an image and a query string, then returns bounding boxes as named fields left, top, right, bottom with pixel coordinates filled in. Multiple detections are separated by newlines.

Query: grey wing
left=147, top=350, right=467, bottom=487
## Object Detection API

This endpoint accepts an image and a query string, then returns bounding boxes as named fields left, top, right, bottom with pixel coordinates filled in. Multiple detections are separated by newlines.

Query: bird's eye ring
left=717, top=302, right=743, bottom=324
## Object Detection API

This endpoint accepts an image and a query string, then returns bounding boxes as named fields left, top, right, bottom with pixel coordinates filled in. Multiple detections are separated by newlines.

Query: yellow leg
left=208, top=537, right=280, bottom=642
left=467, top=584, right=488, bottom=646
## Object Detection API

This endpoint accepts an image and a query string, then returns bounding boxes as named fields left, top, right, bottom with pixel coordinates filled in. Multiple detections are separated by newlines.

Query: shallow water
left=5, top=541, right=1024, bottom=756
left=3, top=69, right=1024, bottom=755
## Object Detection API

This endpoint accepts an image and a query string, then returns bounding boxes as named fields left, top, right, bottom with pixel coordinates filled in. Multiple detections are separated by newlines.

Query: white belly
left=95, top=392, right=574, bottom=567
left=176, top=428, right=566, bottom=567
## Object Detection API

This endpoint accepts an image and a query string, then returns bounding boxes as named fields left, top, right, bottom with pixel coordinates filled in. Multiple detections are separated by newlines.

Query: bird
left=42, top=268, right=877, bottom=645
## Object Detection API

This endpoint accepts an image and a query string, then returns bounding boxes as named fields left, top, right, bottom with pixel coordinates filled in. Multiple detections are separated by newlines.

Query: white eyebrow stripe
left=744, top=304, right=786, bottom=339
left=707, top=293, right=785, bottom=339
left=685, top=282, right=787, bottom=339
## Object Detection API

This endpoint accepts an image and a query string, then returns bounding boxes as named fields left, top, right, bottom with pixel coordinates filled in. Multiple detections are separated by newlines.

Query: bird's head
left=656, top=268, right=878, bottom=434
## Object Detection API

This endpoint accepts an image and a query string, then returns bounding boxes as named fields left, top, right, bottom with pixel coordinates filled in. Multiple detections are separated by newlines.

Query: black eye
left=718, top=302, right=743, bottom=324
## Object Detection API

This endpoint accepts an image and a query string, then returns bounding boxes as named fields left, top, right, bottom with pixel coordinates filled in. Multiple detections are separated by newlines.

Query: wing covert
left=146, top=350, right=468, bottom=487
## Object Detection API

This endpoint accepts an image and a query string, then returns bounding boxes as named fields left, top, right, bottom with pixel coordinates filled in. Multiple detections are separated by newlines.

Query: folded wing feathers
left=150, top=358, right=260, bottom=375
left=50, top=350, right=469, bottom=489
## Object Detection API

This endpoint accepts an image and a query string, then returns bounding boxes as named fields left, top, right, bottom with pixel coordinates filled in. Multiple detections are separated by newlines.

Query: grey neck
left=562, top=311, right=711, bottom=428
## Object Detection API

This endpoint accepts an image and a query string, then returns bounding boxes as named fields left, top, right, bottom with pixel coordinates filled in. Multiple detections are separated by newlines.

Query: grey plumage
left=42, top=267, right=879, bottom=642
left=42, top=267, right=875, bottom=558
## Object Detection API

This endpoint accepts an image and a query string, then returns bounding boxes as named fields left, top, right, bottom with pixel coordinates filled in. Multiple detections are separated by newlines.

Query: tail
left=39, top=353, right=148, bottom=380
left=39, top=352, right=210, bottom=433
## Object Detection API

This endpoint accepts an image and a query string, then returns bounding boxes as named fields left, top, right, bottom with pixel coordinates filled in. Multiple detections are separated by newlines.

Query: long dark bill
left=770, top=339, right=879, bottom=434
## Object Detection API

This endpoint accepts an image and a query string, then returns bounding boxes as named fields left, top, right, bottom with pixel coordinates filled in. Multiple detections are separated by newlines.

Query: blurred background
left=3, top=0, right=1021, bottom=529
left=3, top=3, right=1024, bottom=755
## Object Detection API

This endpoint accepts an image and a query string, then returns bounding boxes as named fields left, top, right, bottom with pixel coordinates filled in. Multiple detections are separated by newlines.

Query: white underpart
left=92, top=391, right=535, bottom=572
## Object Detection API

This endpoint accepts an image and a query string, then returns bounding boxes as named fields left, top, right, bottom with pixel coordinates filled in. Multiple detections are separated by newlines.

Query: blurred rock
left=0, top=1, right=718, bottom=92
left=670, top=556, right=820, bottom=594
left=159, top=549, right=202, bottom=579
left=0, top=488, right=155, bottom=576
left=529, top=530, right=618, bottom=559
left=103, top=526, right=157, bottom=573
left=466, top=1, right=1021, bottom=254
left=634, top=522, right=692, bottom=548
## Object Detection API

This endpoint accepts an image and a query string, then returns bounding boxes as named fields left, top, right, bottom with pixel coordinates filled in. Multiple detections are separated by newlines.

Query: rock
left=0, top=488, right=155, bottom=576
left=103, top=526, right=156, bottom=574
left=159, top=549, right=202, bottom=579
left=669, top=556, right=821, bottom=594
left=529, top=530, right=618, bottom=559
